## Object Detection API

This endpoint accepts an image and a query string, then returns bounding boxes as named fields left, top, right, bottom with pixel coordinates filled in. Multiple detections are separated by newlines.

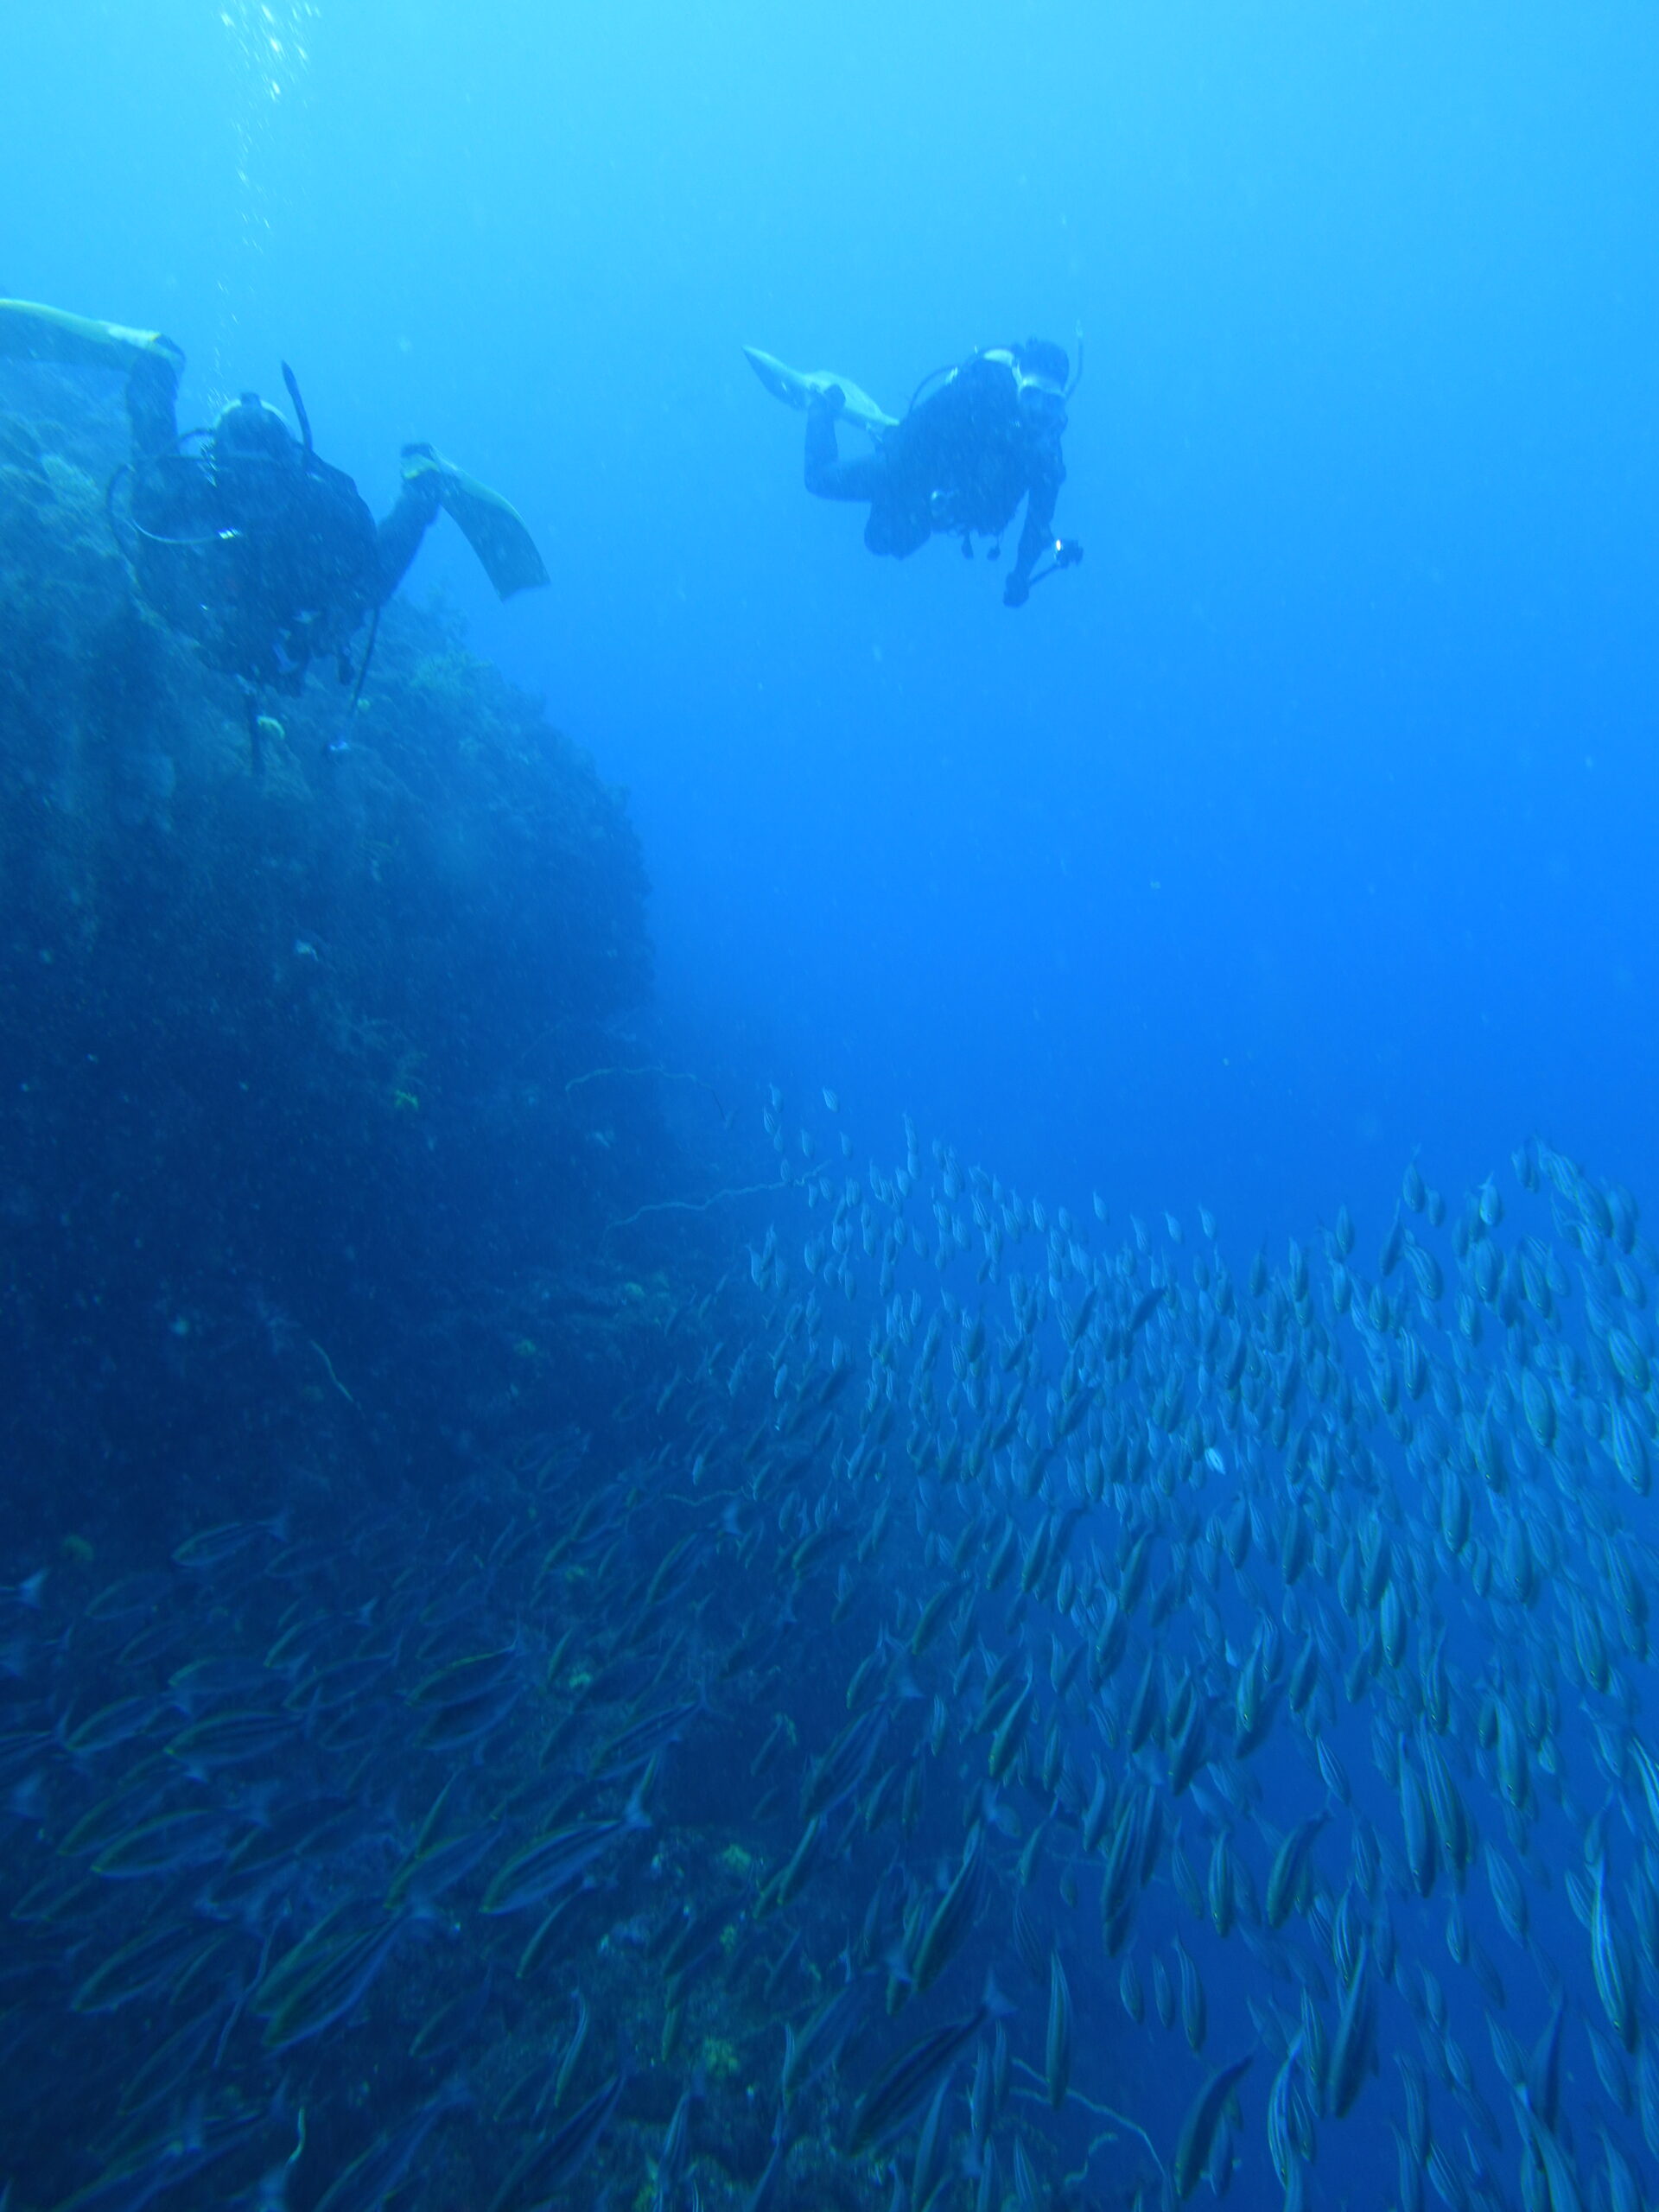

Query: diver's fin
left=0, top=298, right=184, bottom=384
left=741, top=346, right=898, bottom=435
left=743, top=346, right=812, bottom=409
left=403, top=445, right=549, bottom=598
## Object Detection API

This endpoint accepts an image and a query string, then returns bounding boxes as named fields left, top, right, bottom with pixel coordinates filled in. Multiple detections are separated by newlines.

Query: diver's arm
left=127, top=351, right=183, bottom=461
left=1003, top=450, right=1063, bottom=608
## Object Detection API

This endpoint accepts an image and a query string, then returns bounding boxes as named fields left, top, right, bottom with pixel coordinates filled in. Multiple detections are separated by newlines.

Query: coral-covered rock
left=0, top=372, right=659, bottom=1534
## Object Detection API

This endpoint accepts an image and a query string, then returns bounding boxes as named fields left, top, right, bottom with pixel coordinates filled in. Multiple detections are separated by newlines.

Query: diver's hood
left=213, top=392, right=299, bottom=463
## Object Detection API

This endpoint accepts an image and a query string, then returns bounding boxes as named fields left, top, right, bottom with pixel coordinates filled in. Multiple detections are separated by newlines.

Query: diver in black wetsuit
left=0, top=298, right=548, bottom=764
left=799, top=338, right=1080, bottom=607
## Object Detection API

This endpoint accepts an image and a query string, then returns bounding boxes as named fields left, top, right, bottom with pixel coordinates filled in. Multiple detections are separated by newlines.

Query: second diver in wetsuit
left=747, top=336, right=1081, bottom=607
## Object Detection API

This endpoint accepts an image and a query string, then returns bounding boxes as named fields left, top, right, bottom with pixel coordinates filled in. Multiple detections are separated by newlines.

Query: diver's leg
left=126, top=349, right=181, bottom=460
left=863, top=498, right=932, bottom=560
left=804, top=393, right=885, bottom=502
left=372, top=472, right=443, bottom=600
left=0, top=301, right=182, bottom=458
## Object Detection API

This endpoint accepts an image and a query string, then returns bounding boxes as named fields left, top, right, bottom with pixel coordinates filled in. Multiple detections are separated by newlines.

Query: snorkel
left=280, top=361, right=315, bottom=460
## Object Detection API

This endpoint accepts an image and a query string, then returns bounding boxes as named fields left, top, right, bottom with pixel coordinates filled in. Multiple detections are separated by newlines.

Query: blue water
left=12, top=2, right=1655, bottom=1241
left=6, top=10, right=1659, bottom=2209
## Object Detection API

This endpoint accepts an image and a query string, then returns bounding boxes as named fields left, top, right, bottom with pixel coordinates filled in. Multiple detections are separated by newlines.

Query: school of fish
left=3, top=1101, right=1658, bottom=2212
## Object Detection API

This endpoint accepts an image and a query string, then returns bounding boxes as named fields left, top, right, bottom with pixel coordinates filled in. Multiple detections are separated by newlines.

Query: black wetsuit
left=124, top=378, right=437, bottom=696
left=805, top=353, right=1065, bottom=600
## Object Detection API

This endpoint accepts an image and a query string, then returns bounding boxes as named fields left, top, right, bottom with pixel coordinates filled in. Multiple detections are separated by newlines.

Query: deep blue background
left=6, top=0, right=1656, bottom=1249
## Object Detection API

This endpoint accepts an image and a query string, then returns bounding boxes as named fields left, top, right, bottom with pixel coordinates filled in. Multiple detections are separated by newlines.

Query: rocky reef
left=0, top=369, right=665, bottom=1540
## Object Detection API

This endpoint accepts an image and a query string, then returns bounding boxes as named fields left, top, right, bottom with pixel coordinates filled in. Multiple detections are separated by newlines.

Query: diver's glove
left=1002, top=575, right=1030, bottom=610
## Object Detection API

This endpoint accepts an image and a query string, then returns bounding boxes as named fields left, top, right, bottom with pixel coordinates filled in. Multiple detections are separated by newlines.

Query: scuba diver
left=745, top=337, right=1082, bottom=607
left=0, top=299, right=549, bottom=766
